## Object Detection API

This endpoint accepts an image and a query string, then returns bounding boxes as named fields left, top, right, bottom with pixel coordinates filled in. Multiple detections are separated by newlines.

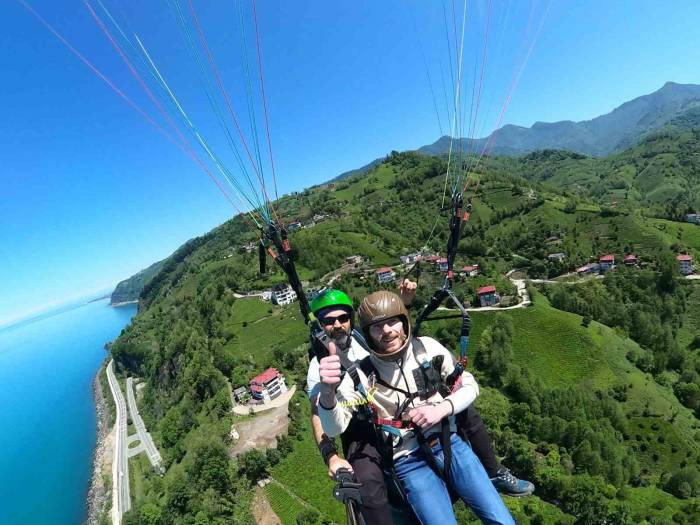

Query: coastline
left=109, top=300, right=138, bottom=308
left=85, top=364, right=113, bottom=525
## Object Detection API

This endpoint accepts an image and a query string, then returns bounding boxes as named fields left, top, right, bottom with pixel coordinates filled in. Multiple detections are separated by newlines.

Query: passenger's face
left=319, top=308, right=352, bottom=338
left=369, top=316, right=406, bottom=354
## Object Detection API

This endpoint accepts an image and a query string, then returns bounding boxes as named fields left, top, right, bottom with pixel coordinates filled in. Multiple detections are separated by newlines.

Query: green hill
left=110, top=259, right=165, bottom=305
left=107, top=143, right=700, bottom=524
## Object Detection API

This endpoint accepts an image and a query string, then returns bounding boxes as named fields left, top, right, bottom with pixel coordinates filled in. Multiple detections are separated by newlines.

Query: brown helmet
left=358, top=291, right=411, bottom=357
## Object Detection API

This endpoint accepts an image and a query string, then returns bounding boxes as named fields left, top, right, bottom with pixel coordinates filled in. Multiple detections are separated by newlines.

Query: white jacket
left=318, top=336, right=479, bottom=459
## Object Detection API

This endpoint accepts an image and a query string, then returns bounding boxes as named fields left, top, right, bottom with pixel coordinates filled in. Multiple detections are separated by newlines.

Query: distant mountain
left=422, top=82, right=700, bottom=158
left=330, top=82, right=700, bottom=183
left=110, top=260, right=165, bottom=305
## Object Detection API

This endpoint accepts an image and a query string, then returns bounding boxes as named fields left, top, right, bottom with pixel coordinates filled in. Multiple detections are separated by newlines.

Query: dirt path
left=230, top=399, right=291, bottom=457
left=252, top=487, right=282, bottom=525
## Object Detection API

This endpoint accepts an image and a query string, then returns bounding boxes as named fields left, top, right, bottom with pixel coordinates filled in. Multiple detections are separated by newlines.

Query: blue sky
left=2, top=0, right=700, bottom=326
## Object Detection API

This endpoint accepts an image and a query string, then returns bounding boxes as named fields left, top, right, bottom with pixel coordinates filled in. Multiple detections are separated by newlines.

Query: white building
left=241, top=241, right=258, bottom=253
left=400, top=253, right=422, bottom=265
left=250, top=368, right=288, bottom=403
left=547, top=252, right=566, bottom=262
left=271, top=284, right=297, bottom=306
left=376, top=267, right=396, bottom=284
left=460, top=265, right=479, bottom=278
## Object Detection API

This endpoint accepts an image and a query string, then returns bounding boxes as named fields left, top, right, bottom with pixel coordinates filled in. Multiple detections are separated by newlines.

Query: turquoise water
left=0, top=299, right=136, bottom=524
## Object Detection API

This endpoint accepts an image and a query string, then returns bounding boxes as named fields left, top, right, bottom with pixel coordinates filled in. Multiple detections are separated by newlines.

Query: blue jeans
left=393, top=434, right=514, bottom=525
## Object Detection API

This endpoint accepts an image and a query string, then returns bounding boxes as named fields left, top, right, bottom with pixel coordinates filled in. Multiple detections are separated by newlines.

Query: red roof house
left=677, top=254, right=692, bottom=261
left=477, top=285, right=497, bottom=295
left=599, top=254, right=615, bottom=263
left=250, top=368, right=281, bottom=390
left=623, top=254, right=637, bottom=265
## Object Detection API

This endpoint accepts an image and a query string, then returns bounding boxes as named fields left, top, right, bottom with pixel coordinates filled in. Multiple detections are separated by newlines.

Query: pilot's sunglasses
left=320, top=313, right=352, bottom=326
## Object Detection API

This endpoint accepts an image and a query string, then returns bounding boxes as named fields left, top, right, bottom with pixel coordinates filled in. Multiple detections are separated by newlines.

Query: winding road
left=126, top=377, right=163, bottom=471
left=106, top=360, right=130, bottom=523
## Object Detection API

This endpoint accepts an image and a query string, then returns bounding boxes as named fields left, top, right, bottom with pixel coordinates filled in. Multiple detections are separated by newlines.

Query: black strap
left=318, top=434, right=338, bottom=466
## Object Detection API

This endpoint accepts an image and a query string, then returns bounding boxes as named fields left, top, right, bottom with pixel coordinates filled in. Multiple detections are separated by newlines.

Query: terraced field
left=264, top=482, right=311, bottom=524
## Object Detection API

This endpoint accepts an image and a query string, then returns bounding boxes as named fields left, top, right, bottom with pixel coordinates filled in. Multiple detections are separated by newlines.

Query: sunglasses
left=320, top=313, right=352, bottom=326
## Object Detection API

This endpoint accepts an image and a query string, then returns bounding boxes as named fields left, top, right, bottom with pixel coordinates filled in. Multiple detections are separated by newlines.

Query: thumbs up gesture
left=319, top=341, right=341, bottom=408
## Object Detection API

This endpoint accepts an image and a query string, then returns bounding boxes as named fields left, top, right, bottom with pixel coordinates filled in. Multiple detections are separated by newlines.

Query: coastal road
left=126, top=377, right=163, bottom=471
left=106, top=360, right=130, bottom=524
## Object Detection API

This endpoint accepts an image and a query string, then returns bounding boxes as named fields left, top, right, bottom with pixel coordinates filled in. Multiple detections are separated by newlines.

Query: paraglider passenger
left=317, top=291, right=515, bottom=525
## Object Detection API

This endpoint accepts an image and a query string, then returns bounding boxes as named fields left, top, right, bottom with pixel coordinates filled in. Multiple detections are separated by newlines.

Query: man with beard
left=306, top=285, right=533, bottom=525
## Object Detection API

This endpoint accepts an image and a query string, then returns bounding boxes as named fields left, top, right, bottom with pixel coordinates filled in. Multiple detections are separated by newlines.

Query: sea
left=0, top=298, right=137, bottom=524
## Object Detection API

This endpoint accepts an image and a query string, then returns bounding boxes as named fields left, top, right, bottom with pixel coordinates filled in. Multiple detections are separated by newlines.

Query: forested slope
left=109, top=143, right=700, bottom=524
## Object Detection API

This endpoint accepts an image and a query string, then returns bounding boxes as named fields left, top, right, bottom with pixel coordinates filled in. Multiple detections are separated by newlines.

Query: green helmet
left=310, top=289, right=353, bottom=315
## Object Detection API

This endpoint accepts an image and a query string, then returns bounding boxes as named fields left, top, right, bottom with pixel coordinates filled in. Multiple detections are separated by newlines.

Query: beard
left=331, top=329, right=352, bottom=351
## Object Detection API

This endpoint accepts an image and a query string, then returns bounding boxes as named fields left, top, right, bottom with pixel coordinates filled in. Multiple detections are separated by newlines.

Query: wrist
left=441, top=399, right=454, bottom=417
left=318, top=435, right=338, bottom=466
left=319, top=390, right=337, bottom=410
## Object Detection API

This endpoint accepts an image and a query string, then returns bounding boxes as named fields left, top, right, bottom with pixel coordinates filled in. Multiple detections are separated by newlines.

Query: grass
left=677, top=282, right=700, bottom=349
left=623, top=486, right=688, bottom=523
left=269, top=401, right=345, bottom=524
left=223, top=300, right=307, bottom=364
left=264, top=482, right=311, bottom=524
left=648, top=217, right=700, bottom=258
left=129, top=453, right=153, bottom=504
left=461, top=290, right=614, bottom=388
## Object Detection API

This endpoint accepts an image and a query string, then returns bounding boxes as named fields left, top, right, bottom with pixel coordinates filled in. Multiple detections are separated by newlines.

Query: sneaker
left=490, top=466, right=535, bottom=497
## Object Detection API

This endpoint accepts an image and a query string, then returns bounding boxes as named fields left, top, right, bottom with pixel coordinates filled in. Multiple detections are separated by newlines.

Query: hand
left=319, top=341, right=341, bottom=407
left=398, top=278, right=417, bottom=306
left=327, top=455, right=353, bottom=478
left=408, top=403, right=451, bottom=430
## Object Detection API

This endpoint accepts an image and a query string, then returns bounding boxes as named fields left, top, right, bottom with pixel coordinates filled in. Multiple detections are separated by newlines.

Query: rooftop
left=250, top=367, right=281, bottom=386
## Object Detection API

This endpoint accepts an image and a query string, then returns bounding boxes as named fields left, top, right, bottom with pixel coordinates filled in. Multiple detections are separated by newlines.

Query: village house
left=460, top=265, right=479, bottom=278
left=546, top=236, right=562, bottom=246
left=424, top=255, right=441, bottom=265
left=346, top=255, right=364, bottom=266
left=623, top=254, right=637, bottom=266
left=577, top=262, right=601, bottom=276
left=241, top=241, right=258, bottom=253
left=313, top=213, right=329, bottom=223
left=271, top=284, right=297, bottom=306
left=400, top=252, right=422, bottom=265
left=437, top=258, right=449, bottom=272
left=686, top=213, right=699, bottom=224
left=547, top=252, right=566, bottom=262
left=287, top=220, right=302, bottom=232
left=477, top=285, right=500, bottom=307
left=376, top=267, right=397, bottom=284
left=677, top=254, right=694, bottom=276
left=232, top=386, right=248, bottom=404
left=599, top=254, right=615, bottom=272
left=249, top=368, right=288, bottom=403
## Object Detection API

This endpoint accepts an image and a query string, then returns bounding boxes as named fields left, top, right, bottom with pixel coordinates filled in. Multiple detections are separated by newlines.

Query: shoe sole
left=502, top=489, right=534, bottom=498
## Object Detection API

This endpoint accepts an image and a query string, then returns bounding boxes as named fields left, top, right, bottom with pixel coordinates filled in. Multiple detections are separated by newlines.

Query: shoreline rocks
left=85, top=366, right=110, bottom=525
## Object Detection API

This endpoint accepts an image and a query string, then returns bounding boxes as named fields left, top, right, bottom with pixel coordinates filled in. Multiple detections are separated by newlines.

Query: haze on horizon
left=2, top=0, right=700, bottom=325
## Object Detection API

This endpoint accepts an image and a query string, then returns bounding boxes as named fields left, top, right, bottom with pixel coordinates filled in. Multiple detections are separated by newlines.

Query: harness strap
left=372, top=416, right=415, bottom=429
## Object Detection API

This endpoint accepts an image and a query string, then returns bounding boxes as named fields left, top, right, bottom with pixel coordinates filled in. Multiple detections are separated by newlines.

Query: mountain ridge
left=330, top=82, right=700, bottom=183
